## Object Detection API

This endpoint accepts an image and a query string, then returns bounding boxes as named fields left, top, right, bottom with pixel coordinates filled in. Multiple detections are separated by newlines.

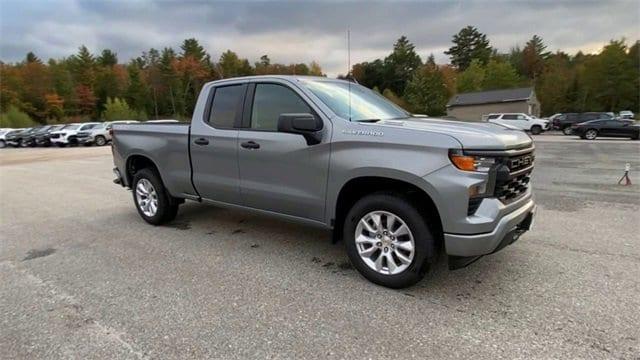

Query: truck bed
left=111, top=122, right=196, bottom=198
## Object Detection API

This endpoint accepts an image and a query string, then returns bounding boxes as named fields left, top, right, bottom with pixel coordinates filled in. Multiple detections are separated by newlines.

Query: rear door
left=190, top=83, right=246, bottom=204
left=237, top=81, right=331, bottom=222
left=496, top=114, right=526, bottom=130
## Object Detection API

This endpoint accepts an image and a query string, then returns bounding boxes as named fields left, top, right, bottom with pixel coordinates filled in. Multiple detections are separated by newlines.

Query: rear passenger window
left=487, top=115, right=499, bottom=120
left=502, top=114, right=517, bottom=120
left=208, top=85, right=245, bottom=128
left=251, top=83, right=311, bottom=130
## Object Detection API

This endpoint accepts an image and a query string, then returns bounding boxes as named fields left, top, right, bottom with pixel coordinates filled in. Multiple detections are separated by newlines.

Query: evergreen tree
left=404, top=56, right=449, bottom=116
left=98, top=49, right=118, bottom=67
left=383, top=36, right=422, bottom=95
left=445, top=26, right=492, bottom=70
left=522, top=35, right=549, bottom=79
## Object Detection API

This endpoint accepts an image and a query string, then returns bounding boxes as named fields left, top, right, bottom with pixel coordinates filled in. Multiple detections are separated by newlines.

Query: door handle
left=194, top=138, right=209, bottom=146
left=241, top=141, right=260, bottom=149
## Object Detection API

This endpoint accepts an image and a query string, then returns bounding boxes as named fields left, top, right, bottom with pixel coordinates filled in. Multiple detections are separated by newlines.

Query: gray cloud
left=1, top=0, right=638, bottom=75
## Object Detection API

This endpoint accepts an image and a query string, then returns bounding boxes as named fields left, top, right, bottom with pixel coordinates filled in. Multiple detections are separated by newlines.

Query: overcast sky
left=1, top=0, right=638, bottom=76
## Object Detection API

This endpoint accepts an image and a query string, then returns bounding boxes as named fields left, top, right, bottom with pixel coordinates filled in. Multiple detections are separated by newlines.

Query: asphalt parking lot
left=1, top=134, right=639, bottom=359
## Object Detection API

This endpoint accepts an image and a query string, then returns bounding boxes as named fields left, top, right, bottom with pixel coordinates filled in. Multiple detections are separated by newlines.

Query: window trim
left=239, top=81, right=320, bottom=132
left=202, top=83, right=248, bottom=130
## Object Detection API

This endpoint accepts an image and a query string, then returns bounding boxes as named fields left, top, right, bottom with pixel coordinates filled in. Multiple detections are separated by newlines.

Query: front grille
left=496, top=172, right=531, bottom=203
left=495, top=148, right=534, bottom=204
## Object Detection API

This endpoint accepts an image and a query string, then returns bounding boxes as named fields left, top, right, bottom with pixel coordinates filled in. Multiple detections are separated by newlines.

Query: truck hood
left=376, top=117, right=533, bottom=150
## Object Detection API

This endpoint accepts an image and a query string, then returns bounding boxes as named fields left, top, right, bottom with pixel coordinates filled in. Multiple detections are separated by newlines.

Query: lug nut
left=376, top=242, right=382, bottom=247
left=384, top=247, right=388, bottom=252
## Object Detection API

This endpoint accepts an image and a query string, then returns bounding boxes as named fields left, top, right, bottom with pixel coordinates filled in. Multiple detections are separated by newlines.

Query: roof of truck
left=207, top=75, right=342, bottom=86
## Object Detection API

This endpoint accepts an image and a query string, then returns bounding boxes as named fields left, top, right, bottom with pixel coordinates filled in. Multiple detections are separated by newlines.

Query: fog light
left=468, top=182, right=487, bottom=197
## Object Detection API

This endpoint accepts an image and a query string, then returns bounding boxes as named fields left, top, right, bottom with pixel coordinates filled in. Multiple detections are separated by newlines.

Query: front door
left=237, top=82, right=330, bottom=222
left=190, top=83, right=246, bottom=204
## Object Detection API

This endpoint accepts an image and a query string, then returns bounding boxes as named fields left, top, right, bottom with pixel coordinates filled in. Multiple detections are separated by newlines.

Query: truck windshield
left=301, top=80, right=409, bottom=122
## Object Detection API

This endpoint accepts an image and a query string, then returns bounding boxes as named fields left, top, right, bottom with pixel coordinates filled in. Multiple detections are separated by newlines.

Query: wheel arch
left=331, top=175, right=444, bottom=250
left=125, top=154, right=162, bottom=187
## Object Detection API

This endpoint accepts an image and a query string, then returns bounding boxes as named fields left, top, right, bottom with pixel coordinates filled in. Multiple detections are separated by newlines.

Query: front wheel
left=584, top=129, right=598, bottom=140
left=530, top=125, right=542, bottom=135
left=132, top=168, right=179, bottom=225
left=343, top=192, right=435, bottom=288
left=562, top=127, right=573, bottom=135
left=94, top=135, right=107, bottom=146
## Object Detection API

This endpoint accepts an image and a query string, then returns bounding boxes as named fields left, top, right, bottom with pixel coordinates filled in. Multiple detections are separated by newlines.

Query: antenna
left=347, top=29, right=351, bottom=121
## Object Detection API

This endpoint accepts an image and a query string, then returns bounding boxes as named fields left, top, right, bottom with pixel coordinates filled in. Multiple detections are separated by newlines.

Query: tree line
left=350, top=27, right=639, bottom=117
left=0, top=38, right=324, bottom=127
left=1, top=27, right=638, bottom=128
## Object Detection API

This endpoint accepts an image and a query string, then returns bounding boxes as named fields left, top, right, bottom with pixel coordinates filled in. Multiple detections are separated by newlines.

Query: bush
left=0, top=106, right=37, bottom=128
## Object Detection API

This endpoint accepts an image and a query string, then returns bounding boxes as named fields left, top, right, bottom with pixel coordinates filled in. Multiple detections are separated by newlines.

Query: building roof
left=447, top=87, right=533, bottom=107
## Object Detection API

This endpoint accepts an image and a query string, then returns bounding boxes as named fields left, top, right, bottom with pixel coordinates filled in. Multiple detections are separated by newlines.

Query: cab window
left=208, top=84, right=245, bottom=128
left=250, top=83, right=311, bottom=131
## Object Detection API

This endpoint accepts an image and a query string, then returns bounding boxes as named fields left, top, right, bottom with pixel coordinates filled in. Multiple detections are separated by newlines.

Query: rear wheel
left=343, top=192, right=434, bottom=288
left=94, top=135, right=107, bottom=146
left=584, top=129, right=598, bottom=140
left=0, top=140, right=5, bottom=149
left=562, top=126, right=573, bottom=135
left=132, top=168, right=179, bottom=225
left=530, top=125, right=542, bottom=135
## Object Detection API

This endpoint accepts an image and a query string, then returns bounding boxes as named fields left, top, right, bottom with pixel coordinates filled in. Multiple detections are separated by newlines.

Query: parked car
left=111, top=75, right=536, bottom=288
left=49, top=122, right=100, bottom=147
left=15, top=126, right=45, bottom=147
left=485, top=113, right=549, bottom=134
left=552, top=112, right=613, bottom=135
left=0, top=128, right=14, bottom=148
left=2, top=128, right=29, bottom=147
left=572, top=119, right=639, bottom=140
left=77, top=121, right=139, bottom=146
left=34, top=124, right=66, bottom=146
left=619, top=110, right=635, bottom=120
left=20, top=125, right=57, bottom=147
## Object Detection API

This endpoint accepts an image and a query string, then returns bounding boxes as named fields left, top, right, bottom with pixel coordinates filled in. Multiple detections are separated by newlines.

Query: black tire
left=584, top=129, right=598, bottom=140
left=562, top=126, right=573, bottom=135
left=343, top=192, right=435, bottom=289
left=95, top=135, right=107, bottom=146
left=530, top=125, right=542, bottom=135
left=56, top=143, right=66, bottom=147
left=132, top=168, right=179, bottom=225
left=0, top=140, right=5, bottom=149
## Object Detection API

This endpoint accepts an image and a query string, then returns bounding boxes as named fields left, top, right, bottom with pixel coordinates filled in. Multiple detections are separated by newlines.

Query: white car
left=77, top=120, right=139, bottom=146
left=0, top=128, right=14, bottom=148
left=485, top=113, right=550, bottom=135
left=49, top=122, right=100, bottom=147
left=619, top=110, right=635, bottom=119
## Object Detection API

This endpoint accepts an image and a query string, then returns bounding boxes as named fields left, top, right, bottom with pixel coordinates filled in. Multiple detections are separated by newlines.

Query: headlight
left=449, top=150, right=496, bottom=172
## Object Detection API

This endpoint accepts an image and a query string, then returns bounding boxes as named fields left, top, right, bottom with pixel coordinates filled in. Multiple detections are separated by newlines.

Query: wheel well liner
left=125, top=155, right=159, bottom=186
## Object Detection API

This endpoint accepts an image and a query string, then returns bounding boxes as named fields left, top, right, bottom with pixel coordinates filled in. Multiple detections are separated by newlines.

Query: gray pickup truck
left=111, top=75, right=536, bottom=288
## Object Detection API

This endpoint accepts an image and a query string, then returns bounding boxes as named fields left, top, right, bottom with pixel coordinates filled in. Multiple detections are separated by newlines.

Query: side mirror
left=277, top=113, right=323, bottom=145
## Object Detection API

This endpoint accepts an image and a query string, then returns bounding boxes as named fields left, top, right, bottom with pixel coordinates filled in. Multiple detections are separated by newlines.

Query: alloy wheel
left=135, top=178, right=158, bottom=217
left=354, top=211, right=415, bottom=275
left=585, top=130, right=597, bottom=140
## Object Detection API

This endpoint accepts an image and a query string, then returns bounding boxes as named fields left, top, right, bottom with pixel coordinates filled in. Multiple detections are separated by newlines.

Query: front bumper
left=445, top=199, right=535, bottom=257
